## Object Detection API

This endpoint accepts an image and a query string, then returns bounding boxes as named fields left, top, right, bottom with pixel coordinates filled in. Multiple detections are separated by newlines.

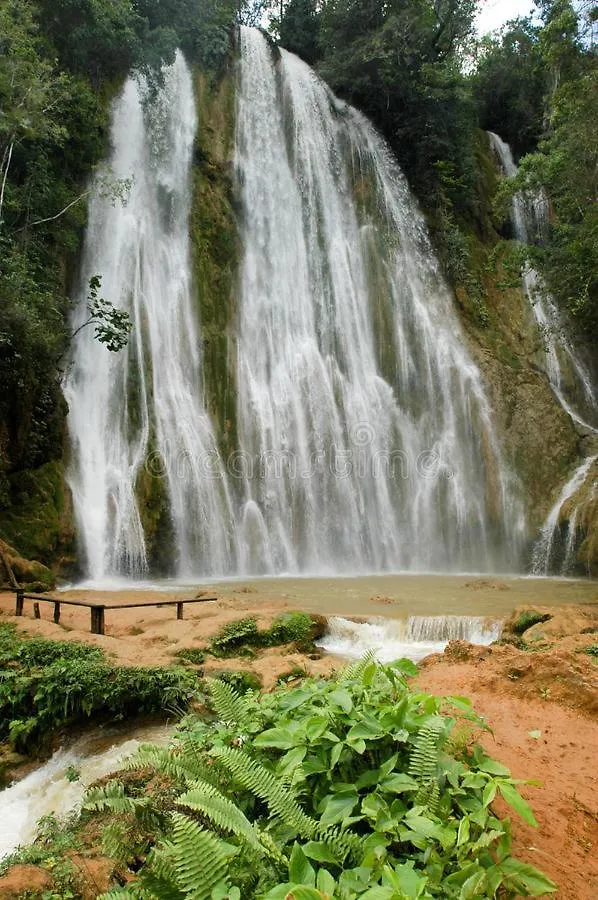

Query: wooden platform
left=12, top=589, right=217, bottom=635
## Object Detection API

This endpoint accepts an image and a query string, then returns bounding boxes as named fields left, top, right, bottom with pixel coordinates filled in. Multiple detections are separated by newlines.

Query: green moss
left=0, top=460, right=75, bottom=570
left=134, top=450, right=176, bottom=575
left=510, top=610, right=551, bottom=635
left=190, top=69, right=239, bottom=458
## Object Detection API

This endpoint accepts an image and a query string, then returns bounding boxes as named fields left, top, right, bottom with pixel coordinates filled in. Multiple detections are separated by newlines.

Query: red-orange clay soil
left=1, top=590, right=597, bottom=898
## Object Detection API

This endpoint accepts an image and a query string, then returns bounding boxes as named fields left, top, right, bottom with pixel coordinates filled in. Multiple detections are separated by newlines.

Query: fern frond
left=207, top=677, right=252, bottom=728
left=408, top=719, right=445, bottom=782
left=137, top=843, right=186, bottom=900
left=211, top=747, right=317, bottom=839
left=414, top=778, right=441, bottom=815
left=316, top=826, right=362, bottom=864
left=98, top=890, right=145, bottom=900
left=169, top=813, right=232, bottom=900
left=178, top=779, right=264, bottom=853
left=339, top=650, right=377, bottom=684
left=84, top=780, right=149, bottom=815
left=123, top=744, right=216, bottom=787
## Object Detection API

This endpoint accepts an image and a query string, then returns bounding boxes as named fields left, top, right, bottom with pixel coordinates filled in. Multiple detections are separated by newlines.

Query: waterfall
left=488, top=132, right=598, bottom=574
left=65, top=34, right=526, bottom=581
left=65, top=54, right=239, bottom=581
left=234, top=28, right=524, bottom=575
left=317, top=615, right=501, bottom=662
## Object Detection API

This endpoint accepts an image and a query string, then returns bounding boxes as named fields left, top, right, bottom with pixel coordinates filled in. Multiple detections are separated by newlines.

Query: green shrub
left=173, top=647, right=207, bottom=666
left=211, top=668, right=263, bottom=693
left=0, top=624, right=199, bottom=753
left=209, top=612, right=317, bottom=657
left=86, top=657, right=556, bottom=898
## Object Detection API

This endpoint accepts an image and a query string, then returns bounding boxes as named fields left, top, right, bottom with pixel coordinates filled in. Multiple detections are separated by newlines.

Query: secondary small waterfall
left=318, top=615, right=501, bottom=662
left=65, top=34, right=526, bottom=580
left=234, top=29, right=524, bottom=575
left=65, top=55, right=239, bottom=581
left=489, top=132, right=598, bottom=574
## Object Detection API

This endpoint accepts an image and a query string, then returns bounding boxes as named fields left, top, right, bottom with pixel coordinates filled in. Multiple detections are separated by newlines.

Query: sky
left=475, top=0, right=538, bottom=35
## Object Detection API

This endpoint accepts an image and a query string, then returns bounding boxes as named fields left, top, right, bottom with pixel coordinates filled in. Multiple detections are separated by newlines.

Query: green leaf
left=482, top=780, right=497, bottom=807
left=289, top=843, right=316, bottom=886
left=317, top=868, right=336, bottom=895
left=330, top=741, right=344, bottom=768
left=477, top=756, right=511, bottom=777
left=303, top=841, right=339, bottom=864
left=318, top=791, right=358, bottom=827
left=378, top=773, right=418, bottom=794
left=253, top=727, right=296, bottom=749
left=391, top=658, right=419, bottom=677
left=499, top=858, right=558, bottom=894
left=329, top=688, right=353, bottom=713
left=498, top=781, right=538, bottom=827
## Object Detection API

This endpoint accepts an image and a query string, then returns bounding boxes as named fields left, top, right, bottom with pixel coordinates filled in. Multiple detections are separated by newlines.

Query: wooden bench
left=12, top=589, right=217, bottom=635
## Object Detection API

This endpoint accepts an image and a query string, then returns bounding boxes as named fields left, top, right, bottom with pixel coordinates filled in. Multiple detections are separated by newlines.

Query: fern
left=408, top=719, right=445, bottom=782
left=211, top=747, right=317, bottom=839
left=123, top=744, right=217, bottom=788
left=339, top=650, right=376, bottom=684
left=178, top=780, right=264, bottom=854
left=207, top=678, right=252, bottom=729
left=168, top=813, right=232, bottom=900
left=316, top=826, right=362, bottom=864
left=84, top=780, right=150, bottom=815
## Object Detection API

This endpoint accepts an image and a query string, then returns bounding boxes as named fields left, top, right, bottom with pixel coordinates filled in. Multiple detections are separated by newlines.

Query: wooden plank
left=90, top=606, right=105, bottom=635
left=177, top=601, right=183, bottom=620
left=53, top=601, right=61, bottom=625
left=15, top=589, right=24, bottom=616
left=33, top=602, right=40, bottom=619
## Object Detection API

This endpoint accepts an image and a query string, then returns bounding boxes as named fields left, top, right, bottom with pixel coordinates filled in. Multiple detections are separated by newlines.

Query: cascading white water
left=234, top=29, right=525, bottom=575
left=0, top=726, right=170, bottom=859
left=65, top=35, right=527, bottom=581
left=65, top=55, right=239, bottom=581
left=317, top=615, right=501, bottom=662
left=488, top=132, right=598, bottom=574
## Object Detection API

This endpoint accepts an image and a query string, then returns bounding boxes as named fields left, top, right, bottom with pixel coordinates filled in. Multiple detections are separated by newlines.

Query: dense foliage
left=0, top=623, right=198, bottom=752
left=83, top=658, right=556, bottom=898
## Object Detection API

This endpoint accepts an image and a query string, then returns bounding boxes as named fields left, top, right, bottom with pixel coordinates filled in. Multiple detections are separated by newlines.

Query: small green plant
left=583, top=644, right=598, bottom=658
left=209, top=616, right=260, bottom=655
left=174, top=647, right=206, bottom=666
left=211, top=668, right=263, bottom=693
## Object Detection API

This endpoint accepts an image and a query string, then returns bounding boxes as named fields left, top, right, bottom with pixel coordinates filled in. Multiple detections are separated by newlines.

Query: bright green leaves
left=87, top=658, right=555, bottom=899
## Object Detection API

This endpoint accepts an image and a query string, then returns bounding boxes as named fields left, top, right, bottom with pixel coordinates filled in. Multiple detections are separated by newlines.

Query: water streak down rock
left=489, top=132, right=598, bottom=574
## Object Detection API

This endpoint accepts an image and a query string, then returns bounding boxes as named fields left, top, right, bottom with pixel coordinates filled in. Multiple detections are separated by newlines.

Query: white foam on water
left=317, top=615, right=501, bottom=663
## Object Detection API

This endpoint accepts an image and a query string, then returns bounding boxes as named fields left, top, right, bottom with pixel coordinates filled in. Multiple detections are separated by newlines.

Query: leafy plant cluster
left=209, top=612, right=317, bottom=657
left=0, top=813, right=82, bottom=895
left=85, top=656, right=556, bottom=898
left=0, top=623, right=198, bottom=752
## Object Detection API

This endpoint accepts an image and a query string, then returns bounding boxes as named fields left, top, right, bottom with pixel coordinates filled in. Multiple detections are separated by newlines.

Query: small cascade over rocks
left=0, top=727, right=171, bottom=860
left=489, top=132, right=598, bottom=575
left=317, top=615, right=501, bottom=663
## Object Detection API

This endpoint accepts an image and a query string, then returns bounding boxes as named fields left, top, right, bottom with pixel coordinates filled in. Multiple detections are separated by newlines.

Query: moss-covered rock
left=190, top=68, right=239, bottom=459
left=0, top=461, right=75, bottom=574
left=0, top=538, right=56, bottom=591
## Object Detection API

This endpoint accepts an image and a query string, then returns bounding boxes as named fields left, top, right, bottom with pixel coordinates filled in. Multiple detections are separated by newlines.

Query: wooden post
left=33, top=602, right=40, bottom=619
left=15, top=589, right=24, bottom=616
left=177, top=601, right=183, bottom=620
left=90, top=606, right=105, bottom=635
left=53, top=601, right=61, bottom=625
